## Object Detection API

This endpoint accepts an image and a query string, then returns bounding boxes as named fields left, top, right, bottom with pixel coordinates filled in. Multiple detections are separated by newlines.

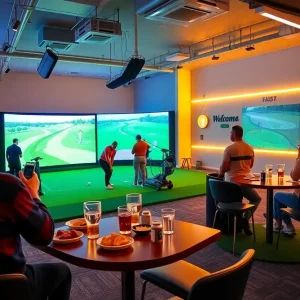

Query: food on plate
left=56, top=229, right=79, bottom=240
left=101, top=233, right=130, bottom=246
left=134, top=225, right=151, bottom=231
left=71, top=219, right=86, bottom=227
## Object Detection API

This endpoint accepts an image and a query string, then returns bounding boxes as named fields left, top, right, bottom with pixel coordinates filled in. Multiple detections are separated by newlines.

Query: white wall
left=191, top=46, right=300, bottom=173
left=0, top=73, right=134, bottom=113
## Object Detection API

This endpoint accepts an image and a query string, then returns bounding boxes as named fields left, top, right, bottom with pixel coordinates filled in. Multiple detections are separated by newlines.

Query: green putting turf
left=40, top=167, right=206, bottom=221
left=217, top=224, right=300, bottom=263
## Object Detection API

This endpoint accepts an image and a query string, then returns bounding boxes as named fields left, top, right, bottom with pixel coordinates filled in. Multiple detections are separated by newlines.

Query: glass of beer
left=265, top=164, right=273, bottom=179
left=161, top=208, right=175, bottom=234
left=84, top=201, right=101, bottom=239
left=277, top=164, right=285, bottom=178
left=118, top=206, right=132, bottom=234
left=126, top=194, right=142, bottom=226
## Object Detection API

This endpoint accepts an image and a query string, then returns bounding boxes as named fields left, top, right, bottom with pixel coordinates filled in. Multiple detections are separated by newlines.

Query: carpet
left=217, top=224, right=300, bottom=263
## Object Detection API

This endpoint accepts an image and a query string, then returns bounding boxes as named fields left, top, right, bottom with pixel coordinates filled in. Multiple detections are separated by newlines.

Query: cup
left=84, top=201, right=101, bottom=239
left=118, top=206, right=132, bottom=234
left=265, top=164, right=273, bottom=179
left=126, top=194, right=142, bottom=226
left=161, top=208, right=175, bottom=234
left=277, top=164, right=285, bottom=178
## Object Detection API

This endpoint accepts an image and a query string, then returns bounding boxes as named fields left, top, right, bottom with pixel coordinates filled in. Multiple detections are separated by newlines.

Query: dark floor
left=23, top=190, right=300, bottom=300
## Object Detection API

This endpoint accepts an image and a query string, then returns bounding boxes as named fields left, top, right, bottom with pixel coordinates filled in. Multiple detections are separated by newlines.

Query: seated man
left=272, top=142, right=300, bottom=236
left=220, top=125, right=261, bottom=235
left=0, top=171, right=71, bottom=300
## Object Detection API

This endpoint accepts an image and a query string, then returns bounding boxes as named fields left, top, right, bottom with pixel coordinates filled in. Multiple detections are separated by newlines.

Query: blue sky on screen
left=5, top=114, right=95, bottom=123
left=97, top=112, right=168, bottom=121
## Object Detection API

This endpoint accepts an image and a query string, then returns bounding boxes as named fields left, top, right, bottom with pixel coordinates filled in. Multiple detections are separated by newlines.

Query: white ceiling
left=1, top=0, right=300, bottom=79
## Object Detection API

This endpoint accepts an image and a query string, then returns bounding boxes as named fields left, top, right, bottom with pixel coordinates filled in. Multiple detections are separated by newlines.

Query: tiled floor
left=23, top=189, right=300, bottom=300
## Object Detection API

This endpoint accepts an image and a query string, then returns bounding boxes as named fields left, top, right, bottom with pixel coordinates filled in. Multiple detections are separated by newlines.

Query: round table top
left=37, top=217, right=221, bottom=272
left=232, top=175, right=300, bottom=189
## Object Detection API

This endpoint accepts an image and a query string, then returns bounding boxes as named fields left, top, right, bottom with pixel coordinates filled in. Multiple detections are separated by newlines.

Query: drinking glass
left=118, top=206, right=132, bottom=234
left=265, top=164, right=273, bottom=179
left=126, top=194, right=142, bottom=226
left=84, top=201, right=101, bottom=239
left=161, top=208, right=175, bottom=234
left=277, top=164, right=285, bottom=178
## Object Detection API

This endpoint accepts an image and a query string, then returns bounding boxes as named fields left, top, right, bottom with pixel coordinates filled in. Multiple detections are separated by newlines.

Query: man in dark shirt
left=0, top=171, right=72, bottom=300
left=6, top=138, right=22, bottom=177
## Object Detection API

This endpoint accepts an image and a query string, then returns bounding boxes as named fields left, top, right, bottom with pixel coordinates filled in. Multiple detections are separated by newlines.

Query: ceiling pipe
left=0, top=0, right=40, bottom=80
left=0, top=51, right=174, bottom=73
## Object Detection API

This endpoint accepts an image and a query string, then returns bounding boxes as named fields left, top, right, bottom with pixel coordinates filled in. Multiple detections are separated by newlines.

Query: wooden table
left=232, top=175, right=300, bottom=244
left=36, top=217, right=220, bottom=300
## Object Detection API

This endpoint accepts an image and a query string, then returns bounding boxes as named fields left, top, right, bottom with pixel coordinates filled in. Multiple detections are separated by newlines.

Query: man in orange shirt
left=131, top=135, right=150, bottom=187
left=99, top=141, right=118, bottom=189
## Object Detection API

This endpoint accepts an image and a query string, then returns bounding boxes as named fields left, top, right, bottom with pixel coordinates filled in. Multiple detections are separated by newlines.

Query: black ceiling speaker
left=37, top=48, right=58, bottom=79
left=106, top=57, right=145, bottom=89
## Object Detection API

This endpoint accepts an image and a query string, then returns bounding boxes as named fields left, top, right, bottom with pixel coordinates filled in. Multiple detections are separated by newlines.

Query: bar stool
left=181, top=158, right=191, bottom=170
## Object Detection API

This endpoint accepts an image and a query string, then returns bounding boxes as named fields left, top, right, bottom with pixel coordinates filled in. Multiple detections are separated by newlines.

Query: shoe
left=241, top=218, right=252, bottom=236
left=39, top=191, right=45, bottom=196
left=109, top=183, right=114, bottom=186
left=140, top=184, right=144, bottom=188
left=132, top=183, right=138, bottom=187
left=106, top=185, right=113, bottom=190
left=282, top=226, right=296, bottom=236
left=263, top=223, right=282, bottom=233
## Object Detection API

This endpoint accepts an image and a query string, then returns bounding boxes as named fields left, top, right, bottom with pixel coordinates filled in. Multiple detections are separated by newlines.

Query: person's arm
left=6, top=148, right=9, bottom=162
left=220, top=148, right=230, bottom=174
left=111, top=150, right=116, bottom=166
left=250, top=150, right=255, bottom=168
left=290, top=158, right=300, bottom=181
left=15, top=171, right=54, bottom=246
left=131, top=144, right=136, bottom=155
left=18, top=147, right=23, bottom=158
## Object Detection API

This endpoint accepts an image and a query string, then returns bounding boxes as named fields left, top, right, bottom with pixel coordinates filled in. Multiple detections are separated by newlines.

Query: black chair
left=140, top=249, right=255, bottom=300
left=209, top=179, right=256, bottom=255
left=0, top=273, right=33, bottom=300
left=277, top=207, right=300, bottom=249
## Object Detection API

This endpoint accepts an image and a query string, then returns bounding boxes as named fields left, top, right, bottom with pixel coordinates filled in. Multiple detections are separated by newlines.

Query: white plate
left=53, top=230, right=84, bottom=244
left=65, top=218, right=87, bottom=230
left=96, top=236, right=134, bottom=251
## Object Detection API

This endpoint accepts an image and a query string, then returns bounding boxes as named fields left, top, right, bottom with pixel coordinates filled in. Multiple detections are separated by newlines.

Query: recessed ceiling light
left=245, top=45, right=255, bottom=51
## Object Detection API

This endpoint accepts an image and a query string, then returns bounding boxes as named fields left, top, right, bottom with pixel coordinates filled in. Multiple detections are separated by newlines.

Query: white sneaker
left=263, top=223, right=282, bottom=233
left=106, top=185, right=113, bottom=190
left=109, top=183, right=114, bottom=186
left=282, top=226, right=296, bottom=236
left=132, top=183, right=138, bottom=187
left=140, top=184, right=144, bottom=188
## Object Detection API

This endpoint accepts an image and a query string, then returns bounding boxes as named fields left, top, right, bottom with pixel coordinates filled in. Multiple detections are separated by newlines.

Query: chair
left=209, top=179, right=256, bottom=255
left=181, top=158, right=191, bottom=170
left=0, top=273, right=33, bottom=300
left=140, top=249, right=255, bottom=300
left=277, top=207, right=300, bottom=249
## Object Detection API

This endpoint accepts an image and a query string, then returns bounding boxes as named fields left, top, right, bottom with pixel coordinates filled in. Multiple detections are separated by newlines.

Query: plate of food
left=132, top=224, right=151, bottom=236
left=53, top=229, right=84, bottom=244
left=65, top=218, right=87, bottom=230
left=97, top=233, right=134, bottom=250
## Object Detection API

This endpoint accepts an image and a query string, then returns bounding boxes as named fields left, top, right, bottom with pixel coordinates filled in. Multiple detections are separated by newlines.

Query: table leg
left=266, top=188, right=274, bottom=244
left=121, top=271, right=135, bottom=300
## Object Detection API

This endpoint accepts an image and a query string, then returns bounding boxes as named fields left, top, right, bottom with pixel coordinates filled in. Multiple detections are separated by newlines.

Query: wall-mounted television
left=4, top=113, right=96, bottom=168
left=242, top=104, right=300, bottom=150
left=96, top=112, right=173, bottom=161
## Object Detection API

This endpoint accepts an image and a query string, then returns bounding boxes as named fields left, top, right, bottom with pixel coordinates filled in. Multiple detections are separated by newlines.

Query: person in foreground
left=220, top=125, right=261, bottom=235
left=0, top=171, right=72, bottom=300
left=271, top=142, right=300, bottom=236
left=132, top=134, right=150, bottom=187
left=99, top=141, right=118, bottom=189
left=6, top=138, right=22, bottom=177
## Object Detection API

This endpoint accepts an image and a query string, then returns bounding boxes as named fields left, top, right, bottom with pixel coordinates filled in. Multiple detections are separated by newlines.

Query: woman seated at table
left=271, top=143, right=300, bottom=236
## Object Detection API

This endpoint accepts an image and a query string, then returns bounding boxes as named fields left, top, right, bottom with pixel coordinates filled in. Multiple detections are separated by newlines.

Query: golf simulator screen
left=242, top=104, right=300, bottom=150
left=97, top=112, right=170, bottom=160
left=4, top=114, right=96, bottom=167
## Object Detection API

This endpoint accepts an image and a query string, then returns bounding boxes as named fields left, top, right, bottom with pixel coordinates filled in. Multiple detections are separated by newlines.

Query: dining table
left=36, top=216, right=221, bottom=300
left=232, top=175, right=300, bottom=244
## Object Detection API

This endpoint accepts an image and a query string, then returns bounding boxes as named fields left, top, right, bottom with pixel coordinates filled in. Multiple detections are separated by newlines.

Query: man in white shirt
left=220, top=125, right=261, bottom=235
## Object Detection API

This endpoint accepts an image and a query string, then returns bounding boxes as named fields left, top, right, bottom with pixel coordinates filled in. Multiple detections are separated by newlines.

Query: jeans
left=25, top=263, right=72, bottom=300
left=99, top=159, right=112, bottom=186
left=8, top=161, right=21, bottom=177
left=274, top=192, right=300, bottom=225
left=241, top=187, right=262, bottom=220
left=134, top=156, right=146, bottom=185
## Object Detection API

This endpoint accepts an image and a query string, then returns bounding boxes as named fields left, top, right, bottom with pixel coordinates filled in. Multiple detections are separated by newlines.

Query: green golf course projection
left=242, top=104, right=300, bottom=150
left=97, top=112, right=170, bottom=160
left=5, top=114, right=96, bottom=167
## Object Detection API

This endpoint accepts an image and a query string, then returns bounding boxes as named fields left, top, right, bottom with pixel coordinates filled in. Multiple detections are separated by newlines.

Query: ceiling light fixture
left=256, top=6, right=300, bottom=29
left=5, top=68, right=11, bottom=74
left=212, top=55, right=220, bottom=60
left=12, top=6, right=21, bottom=32
left=211, top=37, right=220, bottom=60
left=3, top=45, right=9, bottom=52
left=246, top=45, right=255, bottom=51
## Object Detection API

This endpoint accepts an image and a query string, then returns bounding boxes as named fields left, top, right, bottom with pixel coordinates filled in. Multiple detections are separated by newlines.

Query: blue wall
left=134, top=73, right=176, bottom=112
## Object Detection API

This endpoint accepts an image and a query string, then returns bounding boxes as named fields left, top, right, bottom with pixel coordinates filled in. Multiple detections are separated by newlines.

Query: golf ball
left=87, top=182, right=91, bottom=186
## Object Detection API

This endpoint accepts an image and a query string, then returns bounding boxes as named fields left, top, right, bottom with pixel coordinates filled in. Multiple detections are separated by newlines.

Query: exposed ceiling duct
left=136, top=0, right=229, bottom=26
